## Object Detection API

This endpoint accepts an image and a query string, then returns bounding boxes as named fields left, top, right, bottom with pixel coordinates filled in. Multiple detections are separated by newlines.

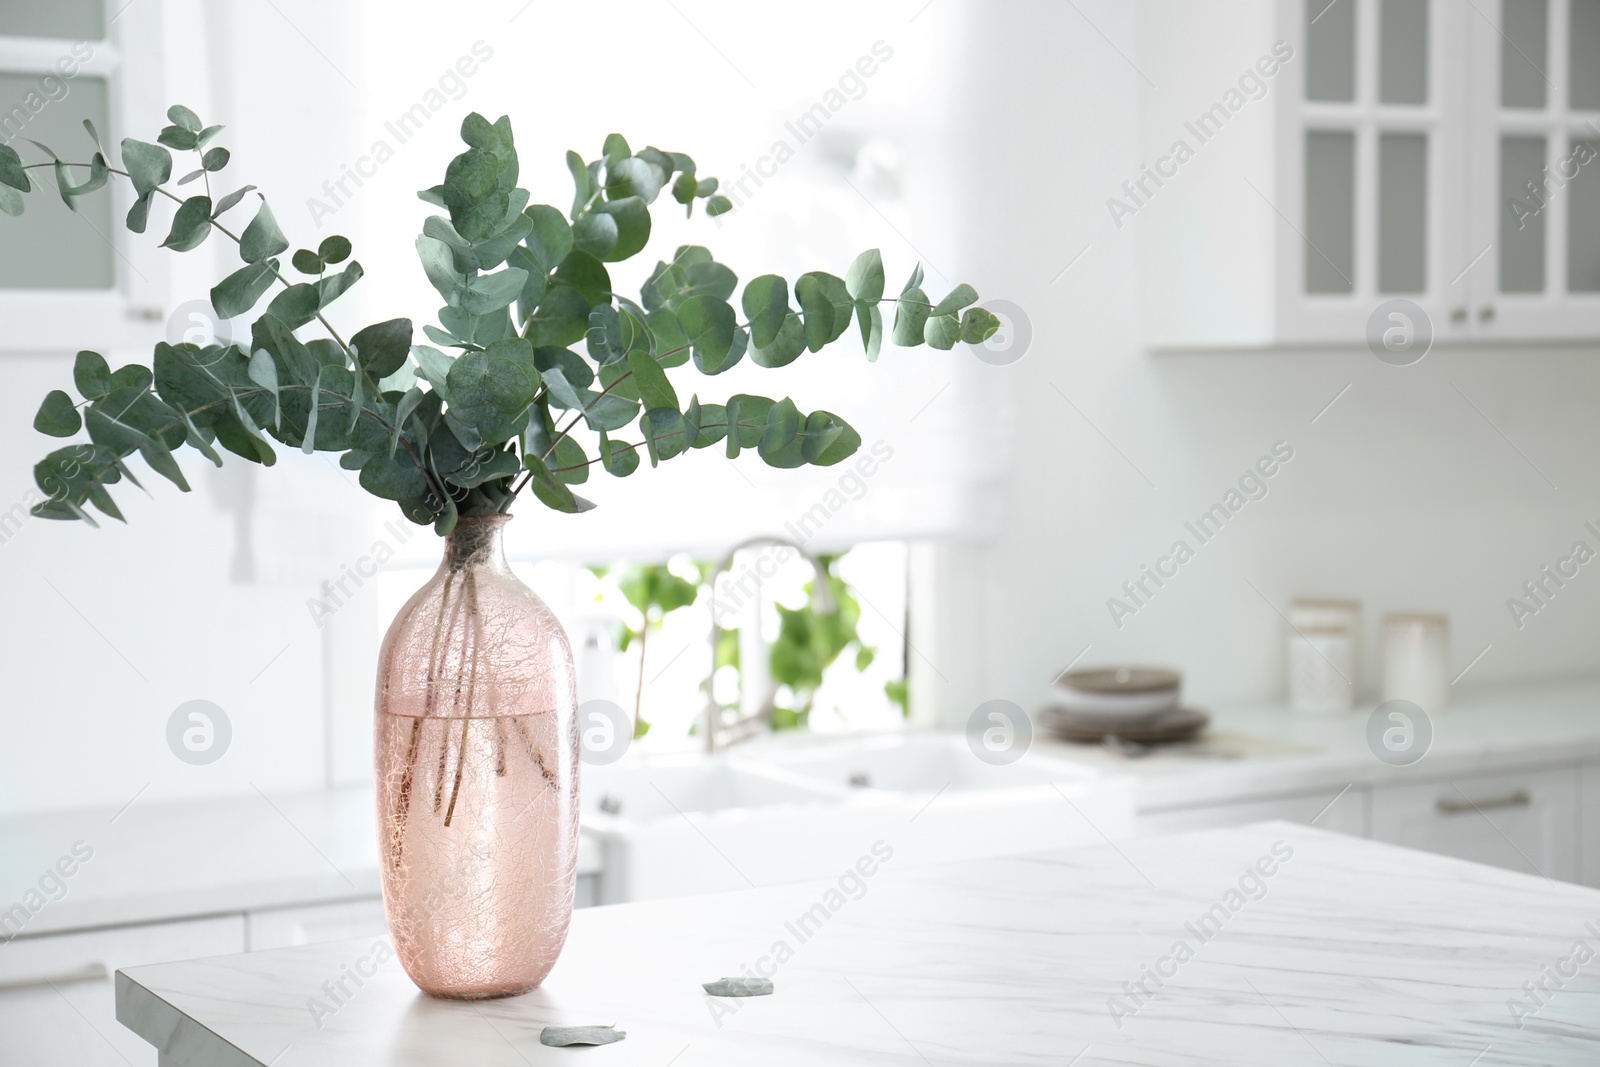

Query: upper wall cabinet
left=0, top=0, right=168, bottom=352
left=1140, top=0, right=1600, bottom=348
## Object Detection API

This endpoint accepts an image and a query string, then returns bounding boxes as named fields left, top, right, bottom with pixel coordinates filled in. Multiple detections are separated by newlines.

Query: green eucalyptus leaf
left=533, top=345, right=593, bottom=390
left=34, top=390, right=80, bottom=437
left=292, top=249, right=323, bottom=274
left=749, top=312, right=805, bottom=368
left=318, top=235, right=352, bottom=264
left=167, top=105, right=202, bottom=132
left=239, top=201, right=288, bottom=263
left=801, top=410, right=857, bottom=464
left=549, top=435, right=590, bottom=484
left=202, top=147, right=230, bottom=172
left=677, top=294, right=739, bottom=374
left=526, top=285, right=591, bottom=347
left=724, top=394, right=774, bottom=458
left=461, top=266, right=528, bottom=316
left=211, top=259, right=278, bottom=318
left=247, top=348, right=281, bottom=429
left=565, top=149, right=592, bottom=218
left=796, top=272, right=852, bottom=352
left=606, top=156, right=664, bottom=203
left=316, top=261, right=363, bottom=309
left=265, top=283, right=321, bottom=330
left=0, top=143, right=27, bottom=191
left=125, top=194, right=152, bottom=233
left=705, top=194, right=733, bottom=216
left=759, top=397, right=803, bottom=468
left=600, top=433, right=640, bottom=477
left=522, top=203, right=574, bottom=273
left=924, top=312, right=960, bottom=350
left=416, top=235, right=461, bottom=303
left=350, top=319, right=413, bottom=379
left=845, top=249, right=885, bottom=303
left=74, top=351, right=111, bottom=400
left=602, top=133, right=631, bottom=166
left=591, top=196, right=650, bottom=262
left=524, top=451, right=594, bottom=513
left=157, top=125, right=198, bottom=151
left=359, top=449, right=430, bottom=501
left=931, top=283, right=979, bottom=317
left=741, top=274, right=789, bottom=349
left=641, top=407, right=687, bottom=466
left=552, top=250, right=611, bottom=307
left=961, top=306, right=1001, bottom=344
left=119, top=138, right=171, bottom=199
left=299, top=366, right=323, bottom=454
left=213, top=184, right=257, bottom=216
left=692, top=402, right=728, bottom=447
left=626, top=349, right=678, bottom=411
left=856, top=301, right=883, bottom=361
left=161, top=195, right=212, bottom=251
left=892, top=286, right=930, bottom=347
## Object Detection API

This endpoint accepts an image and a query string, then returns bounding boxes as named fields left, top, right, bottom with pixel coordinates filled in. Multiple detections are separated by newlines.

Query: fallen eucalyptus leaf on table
left=539, top=1024, right=626, bottom=1047
left=702, top=976, right=774, bottom=997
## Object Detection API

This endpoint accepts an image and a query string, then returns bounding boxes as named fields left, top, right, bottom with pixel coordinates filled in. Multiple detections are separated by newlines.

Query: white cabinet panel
left=1369, top=765, right=1580, bottom=882
left=246, top=897, right=387, bottom=952
left=1138, top=784, right=1368, bottom=838
left=1581, top=761, right=1600, bottom=888
left=0, top=915, right=244, bottom=1067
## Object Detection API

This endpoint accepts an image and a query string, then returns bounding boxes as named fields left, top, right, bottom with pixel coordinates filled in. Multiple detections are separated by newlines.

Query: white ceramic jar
left=1287, top=599, right=1359, bottom=714
left=1381, top=612, right=1449, bottom=714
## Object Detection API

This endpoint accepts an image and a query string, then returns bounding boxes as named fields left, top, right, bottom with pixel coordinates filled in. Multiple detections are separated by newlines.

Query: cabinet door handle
left=0, top=962, right=109, bottom=993
left=1436, top=789, right=1530, bottom=814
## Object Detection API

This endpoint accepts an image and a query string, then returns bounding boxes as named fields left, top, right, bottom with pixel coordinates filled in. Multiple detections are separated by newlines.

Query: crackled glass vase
left=375, top=514, right=579, bottom=999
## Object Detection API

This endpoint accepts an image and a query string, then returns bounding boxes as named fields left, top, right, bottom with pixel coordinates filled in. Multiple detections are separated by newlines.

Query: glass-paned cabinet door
left=1278, top=0, right=1467, bottom=343
left=1467, top=0, right=1600, bottom=338
left=0, top=0, right=166, bottom=351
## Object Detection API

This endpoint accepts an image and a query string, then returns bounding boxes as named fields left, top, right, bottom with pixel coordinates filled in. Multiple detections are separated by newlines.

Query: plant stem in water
left=394, top=570, right=457, bottom=863
left=443, top=571, right=483, bottom=827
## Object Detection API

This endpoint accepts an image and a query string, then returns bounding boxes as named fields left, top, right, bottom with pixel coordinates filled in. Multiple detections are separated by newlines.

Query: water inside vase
left=376, top=708, right=578, bottom=999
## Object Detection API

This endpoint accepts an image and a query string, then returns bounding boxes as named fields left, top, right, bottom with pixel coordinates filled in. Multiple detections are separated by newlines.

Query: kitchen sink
left=745, top=731, right=1082, bottom=792
left=580, top=732, right=1135, bottom=904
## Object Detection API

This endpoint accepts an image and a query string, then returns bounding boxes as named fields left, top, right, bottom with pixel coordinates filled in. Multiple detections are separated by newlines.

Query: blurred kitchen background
left=5, top=0, right=1600, bottom=1060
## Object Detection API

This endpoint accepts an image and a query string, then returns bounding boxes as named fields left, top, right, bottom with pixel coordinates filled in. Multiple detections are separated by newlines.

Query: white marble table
left=115, top=821, right=1600, bottom=1065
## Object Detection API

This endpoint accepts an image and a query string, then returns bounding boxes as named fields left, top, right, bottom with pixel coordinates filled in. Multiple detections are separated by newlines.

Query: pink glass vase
left=374, top=515, right=579, bottom=999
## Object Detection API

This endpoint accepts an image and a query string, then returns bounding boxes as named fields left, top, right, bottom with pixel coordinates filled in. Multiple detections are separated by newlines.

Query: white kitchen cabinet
left=1138, top=783, right=1369, bottom=838
left=0, top=915, right=244, bottom=1067
left=1368, top=764, right=1581, bottom=882
left=1581, top=760, right=1600, bottom=887
left=246, top=897, right=388, bottom=952
left=1143, top=0, right=1600, bottom=347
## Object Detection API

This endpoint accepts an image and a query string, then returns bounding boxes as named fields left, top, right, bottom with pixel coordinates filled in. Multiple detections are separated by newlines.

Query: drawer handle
left=0, top=962, right=109, bottom=993
left=1436, top=789, right=1530, bottom=814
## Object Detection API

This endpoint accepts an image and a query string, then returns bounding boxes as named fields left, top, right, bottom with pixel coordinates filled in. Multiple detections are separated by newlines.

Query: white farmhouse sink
left=581, top=733, right=1135, bottom=904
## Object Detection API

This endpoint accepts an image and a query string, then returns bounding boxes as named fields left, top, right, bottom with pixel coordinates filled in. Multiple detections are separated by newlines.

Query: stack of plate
left=1038, top=666, right=1208, bottom=743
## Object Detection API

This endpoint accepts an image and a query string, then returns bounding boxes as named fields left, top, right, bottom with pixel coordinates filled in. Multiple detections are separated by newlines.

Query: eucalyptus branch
left=12, top=106, right=996, bottom=531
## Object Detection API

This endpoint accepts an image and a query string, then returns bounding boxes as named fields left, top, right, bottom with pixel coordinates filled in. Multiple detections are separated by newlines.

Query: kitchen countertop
left=0, top=787, right=600, bottom=940
left=9, top=675, right=1600, bottom=940
left=1037, top=674, right=1600, bottom=810
left=115, top=820, right=1600, bottom=1066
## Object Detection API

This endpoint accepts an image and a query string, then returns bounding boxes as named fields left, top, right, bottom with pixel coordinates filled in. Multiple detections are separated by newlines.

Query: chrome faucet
left=702, top=536, right=835, bottom=753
